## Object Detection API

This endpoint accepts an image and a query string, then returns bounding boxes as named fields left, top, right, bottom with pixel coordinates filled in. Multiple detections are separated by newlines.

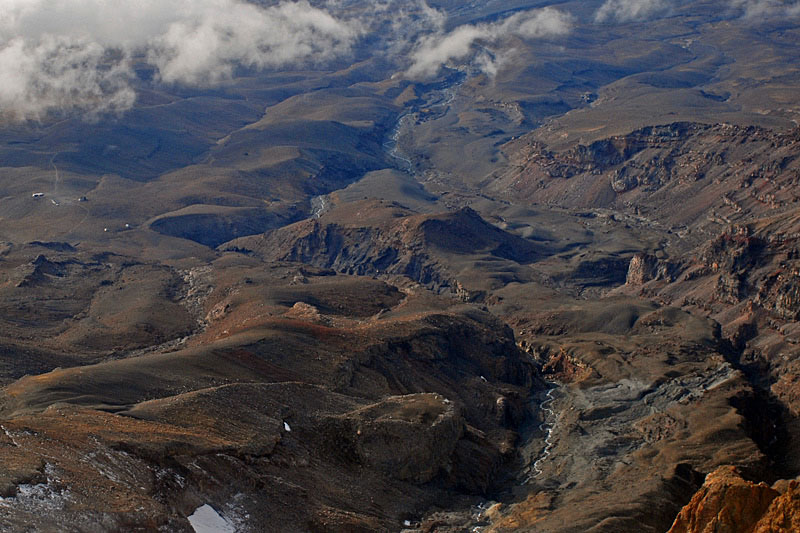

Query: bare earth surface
left=0, top=1, right=799, bottom=531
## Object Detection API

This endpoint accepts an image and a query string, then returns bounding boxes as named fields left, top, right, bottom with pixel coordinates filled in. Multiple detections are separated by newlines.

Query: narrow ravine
left=462, top=380, right=562, bottom=533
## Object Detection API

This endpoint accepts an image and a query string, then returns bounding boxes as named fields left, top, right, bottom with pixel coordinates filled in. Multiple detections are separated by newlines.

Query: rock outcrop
left=228, top=202, right=543, bottom=295
left=753, top=480, right=800, bottom=533
left=668, top=466, right=800, bottom=533
left=335, top=393, right=464, bottom=483
left=625, top=253, right=679, bottom=286
left=498, top=122, right=800, bottom=228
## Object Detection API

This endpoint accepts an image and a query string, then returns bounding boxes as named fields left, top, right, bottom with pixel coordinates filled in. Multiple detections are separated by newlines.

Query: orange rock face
left=668, top=466, right=778, bottom=533
left=752, top=481, right=800, bottom=533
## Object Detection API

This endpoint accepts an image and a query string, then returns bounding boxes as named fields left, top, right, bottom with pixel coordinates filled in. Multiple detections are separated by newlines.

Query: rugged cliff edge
left=668, top=466, right=800, bottom=533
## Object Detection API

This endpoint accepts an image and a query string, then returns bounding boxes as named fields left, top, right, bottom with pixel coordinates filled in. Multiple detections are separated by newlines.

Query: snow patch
left=0, top=463, right=70, bottom=511
left=188, top=504, right=235, bottom=533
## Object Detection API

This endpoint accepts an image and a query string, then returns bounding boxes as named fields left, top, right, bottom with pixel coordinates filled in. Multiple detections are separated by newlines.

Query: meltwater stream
left=527, top=383, right=559, bottom=482
left=465, top=381, right=562, bottom=532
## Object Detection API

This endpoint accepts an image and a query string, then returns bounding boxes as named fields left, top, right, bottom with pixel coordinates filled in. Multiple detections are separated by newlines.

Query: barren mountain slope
left=0, top=0, right=799, bottom=531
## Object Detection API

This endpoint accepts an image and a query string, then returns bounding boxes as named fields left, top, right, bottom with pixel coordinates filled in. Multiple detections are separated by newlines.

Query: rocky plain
left=0, top=0, right=799, bottom=531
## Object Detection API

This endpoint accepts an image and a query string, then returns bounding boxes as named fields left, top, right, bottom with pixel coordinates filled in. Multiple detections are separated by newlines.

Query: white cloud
left=0, top=0, right=362, bottom=120
left=0, top=1, right=571, bottom=118
left=509, top=8, right=575, bottom=39
left=0, top=36, right=135, bottom=120
left=405, top=7, right=573, bottom=79
left=594, top=0, right=670, bottom=23
left=362, top=0, right=446, bottom=57
left=149, top=1, right=360, bottom=85
left=729, top=0, right=800, bottom=19
left=407, top=25, right=487, bottom=79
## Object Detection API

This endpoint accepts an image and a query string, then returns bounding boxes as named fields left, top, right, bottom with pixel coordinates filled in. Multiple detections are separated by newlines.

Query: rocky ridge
left=668, top=466, right=800, bottom=533
left=227, top=203, right=543, bottom=298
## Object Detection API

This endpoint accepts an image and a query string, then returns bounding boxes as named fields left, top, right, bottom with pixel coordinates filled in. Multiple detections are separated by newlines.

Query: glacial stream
left=527, top=384, right=559, bottom=482
left=464, top=381, right=562, bottom=533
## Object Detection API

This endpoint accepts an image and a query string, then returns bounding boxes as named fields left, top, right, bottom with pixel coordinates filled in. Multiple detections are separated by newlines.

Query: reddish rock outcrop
left=752, top=480, right=800, bottom=533
left=625, top=253, right=679, bottom=286
left=668, top=466, right=779, bottom=533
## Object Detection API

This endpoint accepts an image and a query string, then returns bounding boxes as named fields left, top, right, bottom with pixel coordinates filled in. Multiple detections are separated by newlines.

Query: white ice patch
left=188, top=504, right=235, bottom=533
